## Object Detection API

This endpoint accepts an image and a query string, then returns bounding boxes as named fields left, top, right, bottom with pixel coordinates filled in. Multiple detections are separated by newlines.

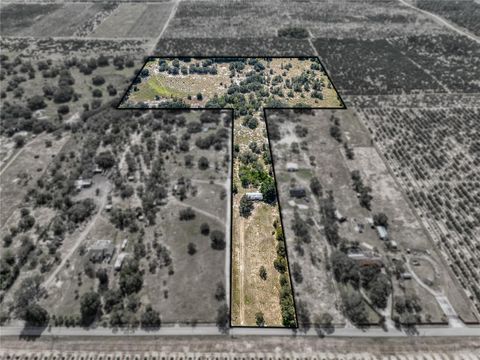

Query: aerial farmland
left=0, top=0, right=480, bottom=357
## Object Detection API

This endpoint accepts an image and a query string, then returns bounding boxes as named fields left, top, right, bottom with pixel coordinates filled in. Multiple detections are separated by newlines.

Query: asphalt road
left=2, top=324, right=479, bottom=338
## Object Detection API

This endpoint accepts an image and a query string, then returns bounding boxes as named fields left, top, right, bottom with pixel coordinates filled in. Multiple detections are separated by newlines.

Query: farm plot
left=267, top=108, right=477, bottom=327
left=0, top=102, right=232, bottom=327
left=358, top=105, right=480, bottom=321
left=285, top=0, right=448, bottom=39
left=163, top=0, right=287, bottom=38
left=91, top=3, right=174, bottom=38
left=0, top=3, right=61, bottom=36
left=391, top=34, right=480, bottom=93
left=19, top=3, right=90, bottom=37
left=267, top=115, right=345, bottom=327
left=416, top=0, right=480, bottom=36
left=146, top=202, right=227, bottom=324
left=154, top=38, right=313, bottom=57
left=312, top=38, right=445, bottom=95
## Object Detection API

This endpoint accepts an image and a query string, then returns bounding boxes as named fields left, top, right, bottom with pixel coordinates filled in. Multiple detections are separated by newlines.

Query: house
left=75, top=178, right=93, bottom=190
left=93, top=166, right=103, bottom=174
left=286, top=162, right=298, bottom=172
left=114, top=252, right=129, bottom=271
left=376, top=225, right=388, bottom=240
left=246, top=192, right=263, bottom=201
left=289, top=187, right=306, bottom=198
left=335, top=210, right=346, bottom=222
left=88, top=240, right=115, bottom=263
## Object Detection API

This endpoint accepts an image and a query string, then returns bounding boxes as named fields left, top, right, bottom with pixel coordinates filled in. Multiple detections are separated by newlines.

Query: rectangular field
left=91, top=3, right=174, bottom=38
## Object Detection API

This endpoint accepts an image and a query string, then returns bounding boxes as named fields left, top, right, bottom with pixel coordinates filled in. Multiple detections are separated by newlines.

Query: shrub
left=179, top=207, right=195, bottom=220
left=210, top=230, right=225, bottom=250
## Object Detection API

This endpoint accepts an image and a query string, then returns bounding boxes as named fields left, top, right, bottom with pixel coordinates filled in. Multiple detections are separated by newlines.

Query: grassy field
left=0, top=134, right=70, bottom=227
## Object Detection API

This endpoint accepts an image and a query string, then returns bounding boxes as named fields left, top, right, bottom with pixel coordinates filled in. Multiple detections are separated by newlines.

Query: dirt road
left=398, top=0, right=480, bottom=44
left=43, top=181, right=111, bottom=288
left=237, top=215, right=246, bottom=325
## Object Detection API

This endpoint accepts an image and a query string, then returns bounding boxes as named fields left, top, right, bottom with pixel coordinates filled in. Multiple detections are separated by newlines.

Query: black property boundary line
left=117, top=56, right=347, bottom=329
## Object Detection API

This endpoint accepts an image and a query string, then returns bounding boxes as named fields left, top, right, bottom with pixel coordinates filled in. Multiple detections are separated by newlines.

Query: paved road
left=1, top=324, right=479, bottom=338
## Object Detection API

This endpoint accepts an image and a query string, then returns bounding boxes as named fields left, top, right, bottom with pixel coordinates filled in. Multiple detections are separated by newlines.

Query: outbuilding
left=246, top=192, right=263, bottom=201
left=289, top=187, right=306, bottom=198
left=286, top=162, right=299, bottom=172
left=335, top=210, right=346, bottom=222
left=114, top=252, right=129, bottom=271
left=75, top=178, right=93, bottom=190
left=376, top=225, right=388, bottom=240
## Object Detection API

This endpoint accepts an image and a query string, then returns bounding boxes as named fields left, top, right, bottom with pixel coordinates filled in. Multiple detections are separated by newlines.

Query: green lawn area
left=131, top=76, right=186, bottom=102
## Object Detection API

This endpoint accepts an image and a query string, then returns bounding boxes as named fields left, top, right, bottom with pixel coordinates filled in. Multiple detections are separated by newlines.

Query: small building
left=88, top=240, right=115, bottom=263
left=121, top=238, right=128, bottom=251
left=335, top=210, right=346, bottom=222
left=114, top=252, right=129, bottom=271
left=389, top=240, right=398, bottom=250
left=376, top=225, right=388, bottom=240
left=75, top=178, right=93, bottom=190
left=33, top=109, right=48, bottom=121
left=128, top=175, right=135, bottom=182
left=286, top=162, right=299, bottom=172
left=105, top=204, right=113, bottom=212
left=246, top=192, right=263, bottom=201
left=289, top=187, right=306, bottom=198
left=202, top=123, right=217, bottom=132
left=401, top=272, right=412, bottom=280
left=93, top=166, right=103, bottom=174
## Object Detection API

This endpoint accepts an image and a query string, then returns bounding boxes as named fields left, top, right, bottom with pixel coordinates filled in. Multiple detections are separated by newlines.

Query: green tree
left=24, top=304, right=49, bottom=326
left=80, top=291, right=101, bottom=325
left=119, top=259, right=143, bottom=295
left=310, top=177, right=322, bottom=197
left=259, top=265, right=267, bottom=280
left=140, top=305, right=161, bottom=328
left=95, top=151, right=115, bottom=169
left=210, top=230, right=226, bottom=250
left=255, top=311, right=265, bottom=326
left=373, top=213, right=389, bottom=228
left=260, top=176, right=276, bottom=203
left=239, top=195, right=253, bottom=217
